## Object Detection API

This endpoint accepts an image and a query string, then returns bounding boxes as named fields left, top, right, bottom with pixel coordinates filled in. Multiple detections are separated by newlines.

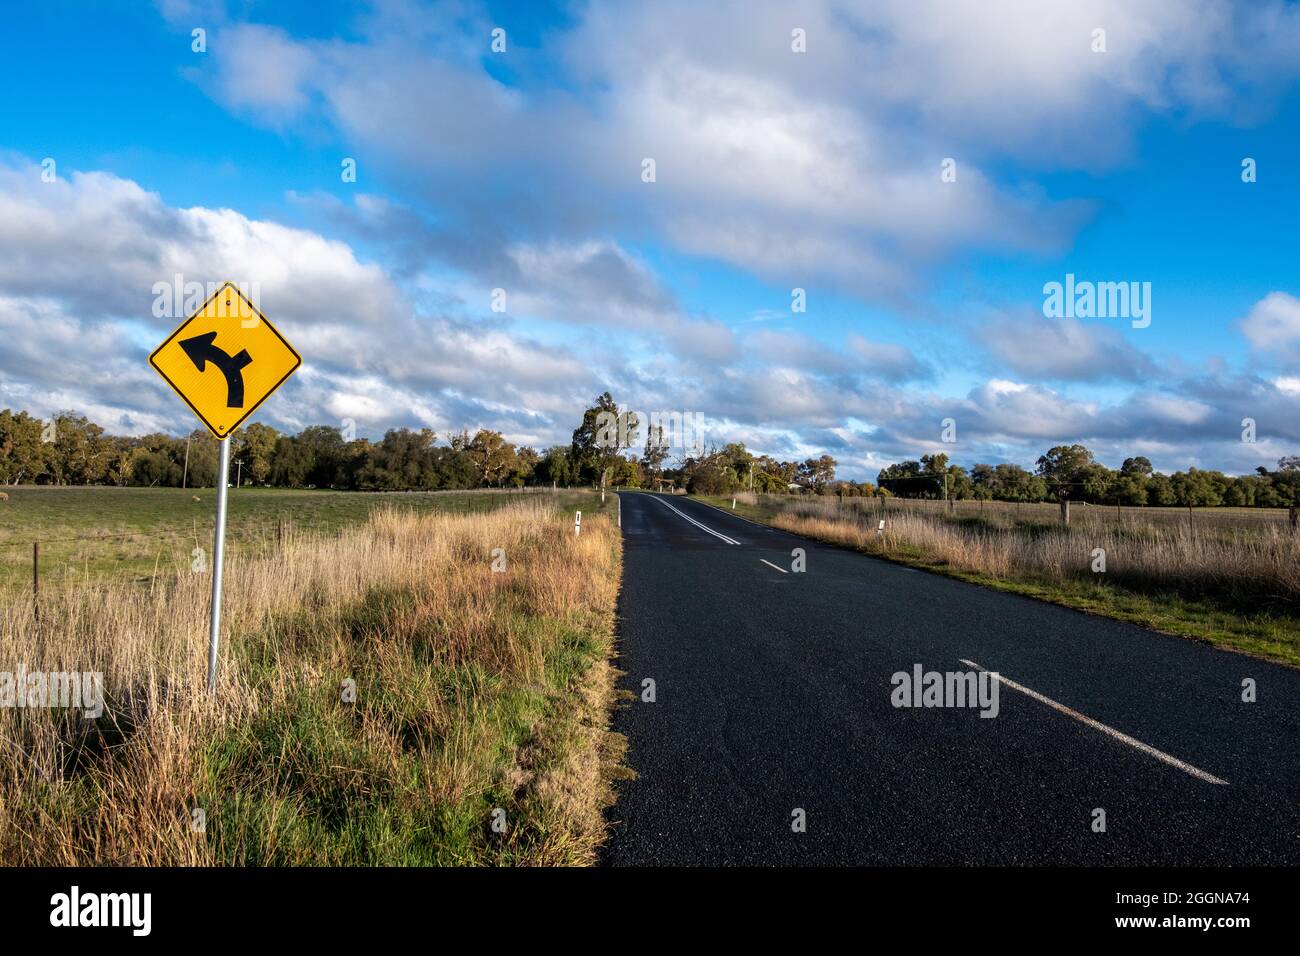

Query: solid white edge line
left=759, top=558, right=788, bottom=573
left=959, top=659, right=1228, bottom=786
left=650, top=495, right=740, bottom=545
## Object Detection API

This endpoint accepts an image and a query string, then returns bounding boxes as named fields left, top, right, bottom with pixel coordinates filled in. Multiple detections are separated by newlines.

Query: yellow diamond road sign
left=149, top=282, right=301, bottom=439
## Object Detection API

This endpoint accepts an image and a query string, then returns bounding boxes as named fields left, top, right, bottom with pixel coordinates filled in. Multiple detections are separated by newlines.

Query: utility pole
left=235, top=458, right=242, bottom=488
left=182, top=436, right=191, bottom=489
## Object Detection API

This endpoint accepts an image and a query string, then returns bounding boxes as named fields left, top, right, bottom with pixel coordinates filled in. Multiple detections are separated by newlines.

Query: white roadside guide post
left=148, top=282, right=301, bottom=693
left=575, top=511, right=582, bottom=536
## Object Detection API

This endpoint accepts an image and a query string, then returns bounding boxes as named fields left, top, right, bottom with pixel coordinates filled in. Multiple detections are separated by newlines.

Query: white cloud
left=1240, top=291, right=1300, bottom=365
left=189, top=0, right=1300, bottom=313
left=1274, top=377, right=1300, bottom=396
left=0, top=160, right=601, bottom=446
left=982, top=314, right=1158, bottom=381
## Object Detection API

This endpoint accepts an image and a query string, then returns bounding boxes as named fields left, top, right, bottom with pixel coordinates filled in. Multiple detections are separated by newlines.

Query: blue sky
left=2, top=0, right=1299, bottom=479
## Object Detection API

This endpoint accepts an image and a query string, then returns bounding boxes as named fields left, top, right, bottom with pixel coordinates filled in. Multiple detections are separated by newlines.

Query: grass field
left=699, top=492, right=1300, bottom=667
left=0, top=490, right=624, bottom=865
left=0, top=485, right=599, bottom=596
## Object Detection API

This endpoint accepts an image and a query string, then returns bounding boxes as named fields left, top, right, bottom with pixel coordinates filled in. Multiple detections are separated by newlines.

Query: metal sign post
left=207, top=437, right=231, bottom=692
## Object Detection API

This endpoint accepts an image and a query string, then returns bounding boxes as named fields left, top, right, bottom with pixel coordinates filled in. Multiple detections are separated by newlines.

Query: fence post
left=1059, top=498, right=1070, bottom=525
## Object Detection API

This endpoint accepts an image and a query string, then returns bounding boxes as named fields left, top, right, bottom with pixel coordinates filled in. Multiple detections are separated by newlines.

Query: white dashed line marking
left=959, top=659, right=1228, bottom=786
left=650, top=495, right=741, bottom=545
left=759, top=558, right=788, bottom=573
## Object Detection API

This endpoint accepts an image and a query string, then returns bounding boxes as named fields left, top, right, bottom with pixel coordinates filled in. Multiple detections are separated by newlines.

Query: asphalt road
left=603, top=491, right=1300, bottom=865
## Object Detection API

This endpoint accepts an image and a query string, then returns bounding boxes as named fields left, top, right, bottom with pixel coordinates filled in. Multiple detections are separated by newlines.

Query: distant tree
left=427, top=445, right=479, bottom=489
left=640, top=423, right=671, bottom=480
left=1146, top=472, right=1176, bottom=506
left=238, top=422, right=280, bottom=485
left=685, top=447, right=734, bottom=495
left=102, top=435, right=134, bottom=486
left=610, top=456, right=643, bottom=488
left=1036, top=444, right=1096, bottom=500
left=920, top=453, right=949, bottom=476
left=468, top=429, right=515, bottom=486
left=1171, top=468, right=1225, bottom=507
left=294, top=425, right=350, bottom=488
left=355, top=428, right=440, bottom=490
left=945, top=464, right=973, bottom=500
left=797, top=455, right=837, bottom=493
left=1120, top=456, right=1154, bottom=477
left=49, top=413, right=113, bottom=484
left=970, top=463, right=996, bottom=500
left=1111, top=472, right=1149, bottom=505
left=535, top=445, right=576, bottom=487
left=128, top=446, right=181, bottom=487
left=269, top=435, right=314, bottom=487
left=877, top=459, right=938, bottom=498
left=511, top=446, right=539, bottom=487
left=0, top=410, right=47, bottom=484
left=180, top=430, right=220, bottom=488
left=571, top=392, right=638, bottom=489
left=1271, top=468, right=1300, bottom=506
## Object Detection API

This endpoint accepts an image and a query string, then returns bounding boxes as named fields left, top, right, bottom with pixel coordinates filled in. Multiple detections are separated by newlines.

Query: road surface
left=603, top=492, right=1300, bottom=865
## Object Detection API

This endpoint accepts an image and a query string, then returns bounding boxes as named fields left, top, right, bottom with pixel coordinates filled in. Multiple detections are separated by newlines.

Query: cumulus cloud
left=1240, top=291, right=1300, bottom=365
left=748, top=330, right=927, bottom=382
left=0, top=160, right=602, bottom=444
left=981, top=314, right=1159, bottom=382
left=0, top=163, right=397, bottom=326
left=191, top=2, right=1114, bottom=300
left=193, top=0, right=1300, bottom=304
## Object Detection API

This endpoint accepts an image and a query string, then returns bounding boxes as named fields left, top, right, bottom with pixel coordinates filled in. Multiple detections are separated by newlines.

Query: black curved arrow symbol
left=180, top=332, right=253, bottom=407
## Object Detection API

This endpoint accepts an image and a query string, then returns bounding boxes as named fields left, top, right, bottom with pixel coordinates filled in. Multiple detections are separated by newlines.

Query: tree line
left=1, top=409, right=560, bottom=490
left=0, top=395, right=840, bottom=495
left=3, top=403, right=1296, bottom=506
left=876, top=446, right=1300, bottom=508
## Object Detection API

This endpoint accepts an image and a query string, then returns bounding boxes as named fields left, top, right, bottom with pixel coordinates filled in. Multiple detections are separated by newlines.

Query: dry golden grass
left=696, top=494, right=1300, bottom=664
left=0, top=499, right=622, bottom=865
left=773, top=498, right=1300, bottom=605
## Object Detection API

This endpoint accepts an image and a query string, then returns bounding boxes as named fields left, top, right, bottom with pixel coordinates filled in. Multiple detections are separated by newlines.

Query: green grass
left=196, top=520, right=621, bottom=865
left=0, top=485, right=609, bottom=595
left=2, top=495, right=623, bottom=865
left=695, top=494, right=1300, bottom=668
left=198, top=620, right=604, bottom=864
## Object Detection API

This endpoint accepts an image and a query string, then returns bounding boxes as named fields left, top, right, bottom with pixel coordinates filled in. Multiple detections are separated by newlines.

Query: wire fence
left=742, top=491, right=1300, bottom=533
left=0, top=486, right=586, bottom=610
